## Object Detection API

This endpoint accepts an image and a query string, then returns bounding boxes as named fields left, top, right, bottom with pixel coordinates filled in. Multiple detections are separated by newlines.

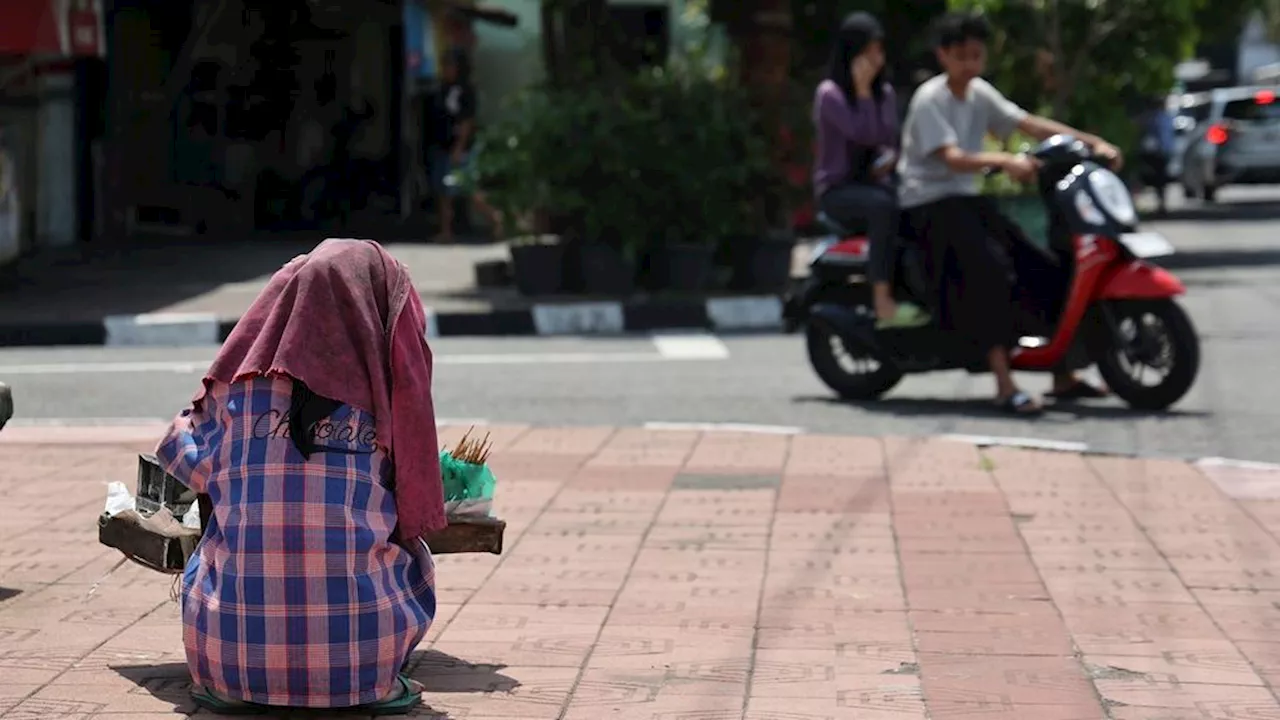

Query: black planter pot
left=649, top=242, right=715, bottom=292
left=730, top=231, right=796, bottom=292
left=509, top=239, right=566, bottom=296
left=575, top=242, right=636, bottom=295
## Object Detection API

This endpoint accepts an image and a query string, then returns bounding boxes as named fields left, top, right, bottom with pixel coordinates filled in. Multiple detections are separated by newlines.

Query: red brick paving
left=4, top=427, right=1280, bottom=718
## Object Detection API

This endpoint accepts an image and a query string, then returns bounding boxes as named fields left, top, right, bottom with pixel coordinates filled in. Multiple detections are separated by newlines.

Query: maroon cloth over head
left=197, top=238, right=446, bottom=539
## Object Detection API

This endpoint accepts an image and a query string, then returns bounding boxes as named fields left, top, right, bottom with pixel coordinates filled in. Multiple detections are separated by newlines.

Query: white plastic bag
left=104, top=481, right=136, bottom=516
left=444, top=497, right=493, bottom=518
left=181, top=501, right=202, bottom=530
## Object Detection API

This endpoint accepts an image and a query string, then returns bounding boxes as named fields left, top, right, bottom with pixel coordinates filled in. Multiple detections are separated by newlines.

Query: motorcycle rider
left=897, top=11, right=1120, bottom=415
left=812, top=12, right=927, bottom=328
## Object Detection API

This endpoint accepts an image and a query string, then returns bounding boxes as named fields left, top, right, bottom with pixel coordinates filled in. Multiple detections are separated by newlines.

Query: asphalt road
left=3, top=187, right=1280, bottom=463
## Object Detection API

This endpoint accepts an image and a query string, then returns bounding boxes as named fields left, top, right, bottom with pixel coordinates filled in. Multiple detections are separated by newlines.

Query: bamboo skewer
left=448, top=426, right=493, bottom=465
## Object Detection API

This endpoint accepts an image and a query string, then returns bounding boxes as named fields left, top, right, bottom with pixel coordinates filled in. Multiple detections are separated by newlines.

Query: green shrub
left=464, top=58, right=771, bottom=259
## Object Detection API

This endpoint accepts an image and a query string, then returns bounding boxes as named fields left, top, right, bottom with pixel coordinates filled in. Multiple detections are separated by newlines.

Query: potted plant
left=506, top=235, right=565, bottom=296
left=466, top=92, right=577, bottom=296
left=633, top=68, right=769, bottom=293
left=726, top=84, right=804, bottom=293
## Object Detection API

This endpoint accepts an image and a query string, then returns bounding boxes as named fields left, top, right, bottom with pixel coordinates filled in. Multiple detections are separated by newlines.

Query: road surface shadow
left=1149, top=196, right=1280, bottom=224
left=0, top=235, right=323, bottom=345
left=110, top=650, right=516, bottom=717
left=1157, top=247, right=1280, bottom=271
left=795, top=394, right=1211, bottom=420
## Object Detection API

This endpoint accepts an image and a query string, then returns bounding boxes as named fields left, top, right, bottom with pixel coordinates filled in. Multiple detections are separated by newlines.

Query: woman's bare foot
left=872, top=283, right=897, bottom=322
left=874, top=296, right=898, bottom=323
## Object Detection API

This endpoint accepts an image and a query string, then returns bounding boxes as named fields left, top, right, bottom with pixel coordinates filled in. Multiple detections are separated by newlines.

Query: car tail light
left=1256, top=90, right=1276, bottom=105
left=1206, top=123, right=1229, bottom=145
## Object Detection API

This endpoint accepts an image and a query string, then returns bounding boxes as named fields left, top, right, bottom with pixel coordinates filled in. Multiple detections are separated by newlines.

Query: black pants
left=819, top=183, right=898, bottom=285
left=906, top=195, right=1064, bottom=356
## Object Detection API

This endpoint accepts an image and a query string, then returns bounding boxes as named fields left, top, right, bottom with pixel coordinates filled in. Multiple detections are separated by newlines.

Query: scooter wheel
left=1095, top=299, right=1199, bottom=411
left=805, top=324, right=903, bottom=400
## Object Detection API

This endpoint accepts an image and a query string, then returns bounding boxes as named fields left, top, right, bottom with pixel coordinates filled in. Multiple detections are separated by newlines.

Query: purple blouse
left=812, top=79, right=899, bottom=197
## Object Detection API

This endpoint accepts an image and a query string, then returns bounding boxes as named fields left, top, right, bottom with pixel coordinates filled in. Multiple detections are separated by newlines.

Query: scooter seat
left=816, top=211, right=864, bottom=237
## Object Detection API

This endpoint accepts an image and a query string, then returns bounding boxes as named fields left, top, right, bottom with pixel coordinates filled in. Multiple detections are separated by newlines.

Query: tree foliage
left=950, top=0, right=1205, bottom=153
left=1195, top=0, right=1280, bottom=45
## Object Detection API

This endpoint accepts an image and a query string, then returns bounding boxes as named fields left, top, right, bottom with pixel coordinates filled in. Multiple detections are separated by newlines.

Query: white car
left=1175, top=85, right=1280, bottom=202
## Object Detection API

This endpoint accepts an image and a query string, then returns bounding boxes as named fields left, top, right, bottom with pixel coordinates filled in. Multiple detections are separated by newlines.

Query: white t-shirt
left=897, top=74, right=1028, bottom=209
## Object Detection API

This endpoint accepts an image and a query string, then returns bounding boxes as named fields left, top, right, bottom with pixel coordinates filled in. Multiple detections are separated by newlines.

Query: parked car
left=1175, top=86, right=1280, bottom=202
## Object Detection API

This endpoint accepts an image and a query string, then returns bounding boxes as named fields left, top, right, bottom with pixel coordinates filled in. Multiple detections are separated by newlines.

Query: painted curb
left=0, top=296, right=787, bottom=347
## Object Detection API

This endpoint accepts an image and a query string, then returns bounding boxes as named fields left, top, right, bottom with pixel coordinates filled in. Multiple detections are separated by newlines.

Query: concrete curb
left=0, top=295, right=787, bottom=347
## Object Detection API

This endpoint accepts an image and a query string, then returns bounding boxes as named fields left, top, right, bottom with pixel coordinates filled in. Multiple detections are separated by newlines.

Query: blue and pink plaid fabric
left=155, top=375, right=437, bottom=708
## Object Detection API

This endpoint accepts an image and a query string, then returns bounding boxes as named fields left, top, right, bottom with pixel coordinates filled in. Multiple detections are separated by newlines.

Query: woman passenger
left=813, top=12, right=925, bottom=328
left=155, top=239, right=447, bottom=716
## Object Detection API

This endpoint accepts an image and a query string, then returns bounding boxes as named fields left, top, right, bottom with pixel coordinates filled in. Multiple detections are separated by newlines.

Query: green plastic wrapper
left=439, top=451, right=497, bottom=517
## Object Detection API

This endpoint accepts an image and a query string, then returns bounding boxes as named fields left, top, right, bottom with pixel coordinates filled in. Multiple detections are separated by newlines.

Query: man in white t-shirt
left=897, top=12, right=1122, bottom=415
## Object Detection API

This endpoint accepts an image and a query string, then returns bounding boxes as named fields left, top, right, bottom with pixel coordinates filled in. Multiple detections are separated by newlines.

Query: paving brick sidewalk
left=3, top=425, right=1280, bottom=719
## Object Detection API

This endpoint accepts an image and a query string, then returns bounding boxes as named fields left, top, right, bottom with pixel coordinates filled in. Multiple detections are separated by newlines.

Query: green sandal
left=190, top=687, right=268, bottom=715
left=362, top=674, right=423, bottom=716
left=190, top=675, right=421, bottom=716
left=876, top=302, right=931, bottom=330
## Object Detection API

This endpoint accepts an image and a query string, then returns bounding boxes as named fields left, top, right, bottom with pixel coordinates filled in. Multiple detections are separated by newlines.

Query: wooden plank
left=425, top=516, right=506, bottom=555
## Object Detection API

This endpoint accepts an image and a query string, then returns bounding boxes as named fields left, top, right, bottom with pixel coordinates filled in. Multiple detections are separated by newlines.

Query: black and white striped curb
left=0, top=295, right=786, bottom=347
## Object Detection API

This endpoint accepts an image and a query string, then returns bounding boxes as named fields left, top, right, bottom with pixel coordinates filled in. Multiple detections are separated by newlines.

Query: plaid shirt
left=156, top=376, right=436, bottom=708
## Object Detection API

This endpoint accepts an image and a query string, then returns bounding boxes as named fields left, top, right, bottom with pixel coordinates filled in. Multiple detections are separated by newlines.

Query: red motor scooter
left=783, top=134, right=1199, bottom=411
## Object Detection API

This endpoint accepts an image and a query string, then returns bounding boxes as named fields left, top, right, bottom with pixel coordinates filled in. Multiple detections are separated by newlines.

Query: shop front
left=0, top=0, right=106, bottom=263
left=100, top=0, right=516, bottom=240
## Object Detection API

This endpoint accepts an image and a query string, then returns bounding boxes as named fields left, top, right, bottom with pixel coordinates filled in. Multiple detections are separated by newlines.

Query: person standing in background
left=430, top=49, right=501, bottom=242
left=1137, top=98, right=1175, bottom=215
left=0, top=126, right=20, bottom=264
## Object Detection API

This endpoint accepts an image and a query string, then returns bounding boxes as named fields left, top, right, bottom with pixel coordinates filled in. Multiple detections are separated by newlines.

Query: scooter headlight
left=1073, top=191, right=1107, bottom=226
left=1087, top=168, right=1138, bottom=226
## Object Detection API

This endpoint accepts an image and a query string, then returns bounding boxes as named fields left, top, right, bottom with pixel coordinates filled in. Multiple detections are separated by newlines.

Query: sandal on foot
left=190, top=687, right=269, bottom=716
left=875, top=302, right=931, bottom=329
left=1045, top=381, right=1109, bottom=401
left=998, top=391, right=1043, bottom=416
left=361, top=674, right=423, bottom=716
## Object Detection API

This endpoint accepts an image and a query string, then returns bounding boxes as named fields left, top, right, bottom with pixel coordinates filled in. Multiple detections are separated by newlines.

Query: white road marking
left=104, top=313, right=221, bottom=347
left=0, top=348, right=732, bottom=375
left=6, top=417, right=493, bottom=430
left=0, top=360, right=212, bottom=375
left=6, top=417, right=169, bottom=426
left=942, top=434, right=1090, bottom=453
left=436, top=418, right=490, bottom=427
left=644, top=421, right=804, bottom=435
left=1196, top=456, right=1280, bottom=472
left=650, top=333, right=731, bottom=360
